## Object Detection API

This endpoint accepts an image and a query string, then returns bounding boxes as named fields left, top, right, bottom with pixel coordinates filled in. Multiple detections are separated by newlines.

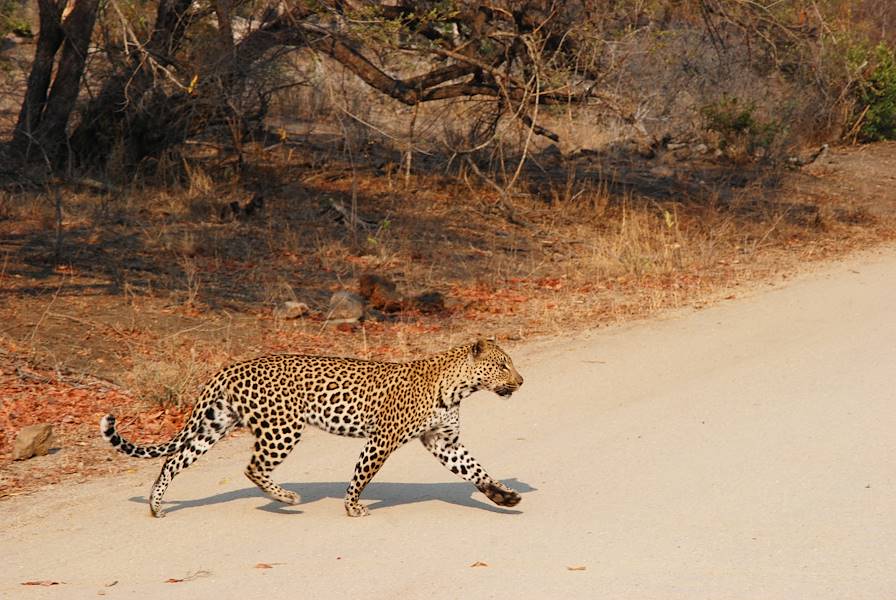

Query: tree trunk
left=39, top=0, right=100, bottom=158
left=11, top=0, right=100, bottom=165
left=11, top=0, right=66, bottom=161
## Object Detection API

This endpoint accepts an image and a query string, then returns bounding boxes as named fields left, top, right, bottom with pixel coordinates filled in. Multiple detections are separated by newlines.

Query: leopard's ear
left=471, top=339, right=488, bottom=358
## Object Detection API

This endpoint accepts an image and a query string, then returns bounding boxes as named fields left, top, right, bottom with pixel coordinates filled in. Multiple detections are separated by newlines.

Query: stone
left=273, top=301, right=310, bottom=320
left=327, top=291, right=364, bottom=324
left=411, top=291, right=446, bottom=315
left=12, top=424, right=55, bottom=461
left=359, top=273, right=403, bottom=312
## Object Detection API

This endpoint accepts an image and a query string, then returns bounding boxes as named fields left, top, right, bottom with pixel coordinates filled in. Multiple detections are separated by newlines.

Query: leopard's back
left=213, top=354, right=435, bottom=438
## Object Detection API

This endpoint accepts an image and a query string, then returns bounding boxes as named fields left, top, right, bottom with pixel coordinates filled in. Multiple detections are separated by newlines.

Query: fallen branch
left=325, top=198, right=378, bottom=232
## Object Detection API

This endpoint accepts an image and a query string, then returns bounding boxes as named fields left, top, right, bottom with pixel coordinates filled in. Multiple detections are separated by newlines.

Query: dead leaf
left=566, top=565, right=587, bottom=571
left=22, top=580, right=62, bottom=586
left=469, top=561, right=489, bottom=567
left=255, top=563, right=272, bottom=569
left=164, top=570, right=211, bottom=583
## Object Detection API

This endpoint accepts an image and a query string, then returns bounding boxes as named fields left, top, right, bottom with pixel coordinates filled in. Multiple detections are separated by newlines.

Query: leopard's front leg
left=421, top=428, right=521, bottom=508
left=344, top=436, right=400, bottom=517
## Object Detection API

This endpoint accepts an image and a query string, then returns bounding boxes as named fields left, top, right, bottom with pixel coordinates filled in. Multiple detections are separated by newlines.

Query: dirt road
left=2, top=247, right=895, bottom=599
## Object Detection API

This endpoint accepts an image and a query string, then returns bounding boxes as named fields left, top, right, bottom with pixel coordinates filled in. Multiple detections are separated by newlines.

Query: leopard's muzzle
left=494, top=379, right=523, bottom=397
left=494, top=370, right=523, bottom=397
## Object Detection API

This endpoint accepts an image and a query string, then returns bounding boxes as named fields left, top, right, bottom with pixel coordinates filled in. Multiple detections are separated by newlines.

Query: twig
left=503, top=36, right=543, bottom=194
left=0, top=251, right=9, bottom=286
left=159, top=322, right=214, bottom=342
left=326, top=198, right=377, bottom=232
left=463, top=158, right=526, bottom=227
left=846, top=106, right=870, bottom=144
left=53, top=190, right=63, bottom=265
left=29, top=277, right=66, bottom=345
left=46, top=312, right=127, bottom=338
left=335, top=104, right=433, bottom=156
left=751, top=212, right=787, bottom=253
left=405, top=101, right=419, bottom=188
left=15, top=366, right=52, bottom=384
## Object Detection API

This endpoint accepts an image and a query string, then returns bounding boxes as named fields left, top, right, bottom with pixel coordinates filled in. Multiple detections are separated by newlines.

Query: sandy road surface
left=2, top=248, right=895, bottom=599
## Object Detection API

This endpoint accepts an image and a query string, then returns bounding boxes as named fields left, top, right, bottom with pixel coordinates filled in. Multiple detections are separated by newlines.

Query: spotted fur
left=101, top=339, right=524, bottom=517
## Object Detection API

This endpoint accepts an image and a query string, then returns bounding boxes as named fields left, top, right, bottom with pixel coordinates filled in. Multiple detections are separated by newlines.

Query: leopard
left=100, top=339, right=524, bottom=518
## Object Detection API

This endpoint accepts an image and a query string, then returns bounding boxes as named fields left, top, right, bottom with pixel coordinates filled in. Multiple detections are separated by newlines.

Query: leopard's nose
left=517, top=374, right=524, bottom=387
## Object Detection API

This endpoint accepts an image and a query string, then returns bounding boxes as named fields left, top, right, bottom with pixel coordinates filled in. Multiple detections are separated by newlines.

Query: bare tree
left=15, top=1, right=595, bottom=169
left=8, top=0, right=888, bottom=173
left=12, top=0, right=100, bottom=163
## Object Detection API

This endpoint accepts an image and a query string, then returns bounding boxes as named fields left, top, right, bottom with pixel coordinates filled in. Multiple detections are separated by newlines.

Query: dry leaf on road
left=165, top=570, right=211, bottom=583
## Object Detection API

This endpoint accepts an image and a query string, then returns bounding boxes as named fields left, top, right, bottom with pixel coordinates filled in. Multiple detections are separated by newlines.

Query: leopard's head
left=468, top=339, right=524, bottom=397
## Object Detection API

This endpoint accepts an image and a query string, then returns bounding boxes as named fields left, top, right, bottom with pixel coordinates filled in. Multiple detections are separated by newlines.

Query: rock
left=273, top=301, right=310, bottom=320
left=694, top=143, right=709, bottom=154
left=359, top=273, right=403, bottom=312
left=12, top=424, right=55, bottom=460
left=327, top=291, right=364, bottom=324
left=411, top=291, right=446, bottom=314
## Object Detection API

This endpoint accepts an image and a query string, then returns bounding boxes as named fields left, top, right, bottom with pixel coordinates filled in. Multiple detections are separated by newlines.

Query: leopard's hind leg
left=244, top=419, right=304, bottom=505
left=149, top=401, right=238, bottom=517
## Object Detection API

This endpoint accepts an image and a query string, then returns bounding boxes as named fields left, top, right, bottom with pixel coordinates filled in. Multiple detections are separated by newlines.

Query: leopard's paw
left=482, top=481, right=521, bottom=507
left=275, top=490, right=300, bottom=505
left=345, top=501, right=371, bottom=517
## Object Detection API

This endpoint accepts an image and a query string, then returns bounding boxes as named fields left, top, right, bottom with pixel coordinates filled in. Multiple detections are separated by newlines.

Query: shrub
left=0, top=0, right=29, bottom=37
left=701, top=97, right=783, bottom=161
left=856, top=43, right=896, bottom=141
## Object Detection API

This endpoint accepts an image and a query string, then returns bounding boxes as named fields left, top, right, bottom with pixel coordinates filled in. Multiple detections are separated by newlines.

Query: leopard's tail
left=100, top=414, right=192, bottom=459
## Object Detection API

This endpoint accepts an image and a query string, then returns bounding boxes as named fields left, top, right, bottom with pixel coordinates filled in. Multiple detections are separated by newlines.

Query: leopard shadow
left=129, top=478, right=537, bottom=515
left=129, top=478, right=534, bottom=516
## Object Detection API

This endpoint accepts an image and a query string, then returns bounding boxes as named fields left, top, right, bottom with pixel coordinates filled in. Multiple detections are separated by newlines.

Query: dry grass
left=0, top=141, right=893, bottom=413
left=0, top=140, right=893, bottom=499
left=3, top=2, right=895, bottom=500
left=124, top=346, right=222, bottom=408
